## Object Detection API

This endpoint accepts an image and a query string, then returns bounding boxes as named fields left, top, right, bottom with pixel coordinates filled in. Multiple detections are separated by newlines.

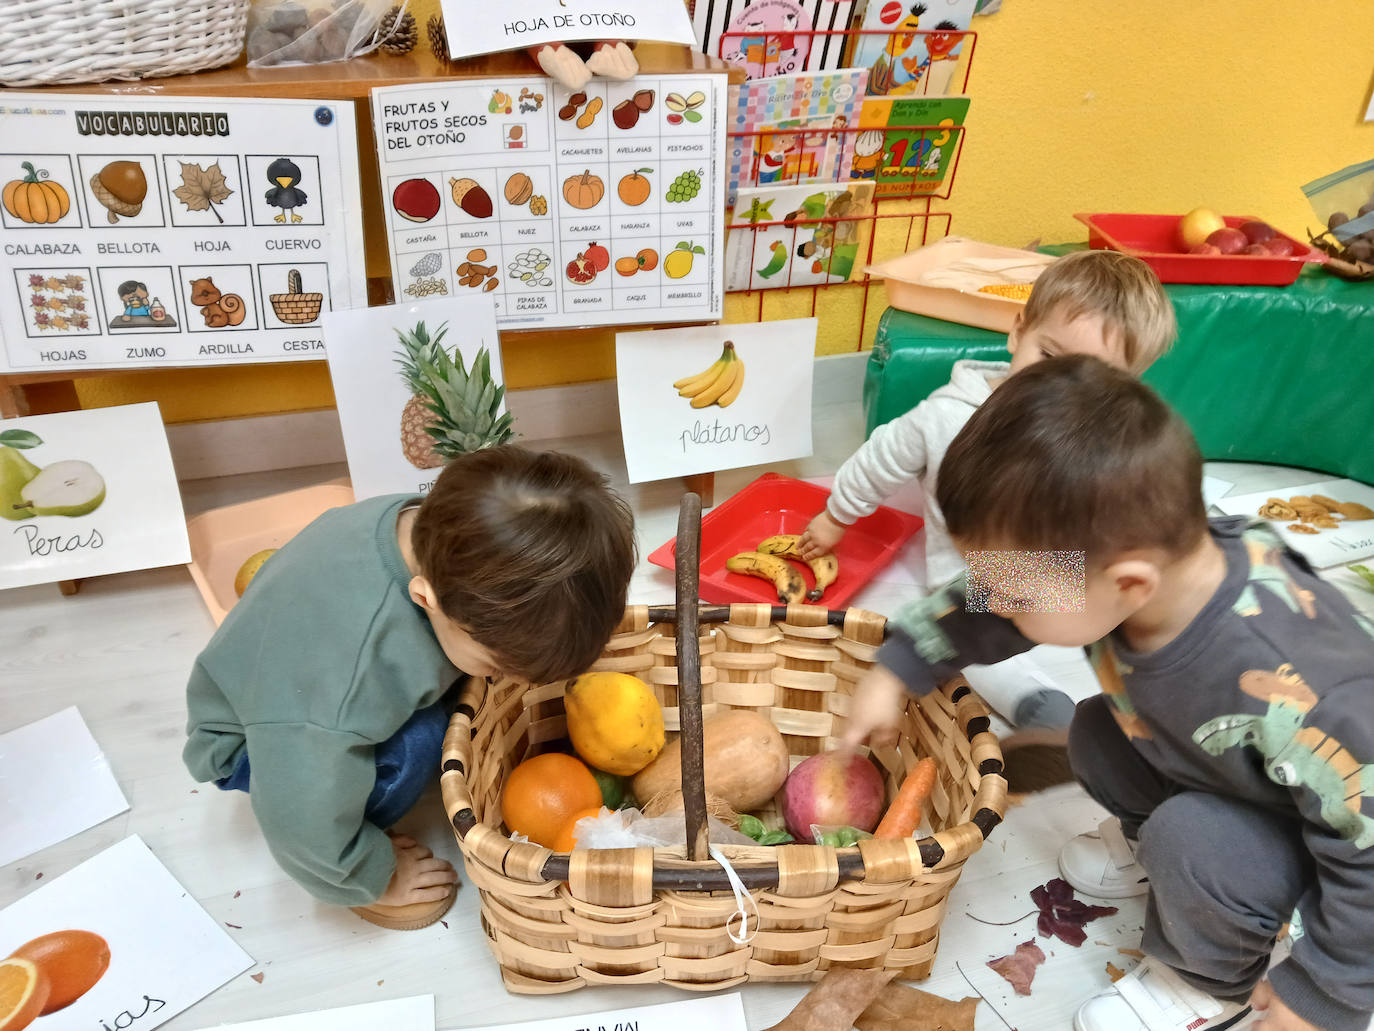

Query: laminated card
left=0, top=403, right=189, bottom=590
left=616, top=318, right=816, bottom=483
left=371, top=76, right=727, bottom=329
left=0, top=836, right=251, bottom=1031
left=0, top=95, right=365, bottom=372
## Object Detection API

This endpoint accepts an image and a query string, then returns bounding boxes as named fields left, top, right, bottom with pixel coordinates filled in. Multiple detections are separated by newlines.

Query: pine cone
left=427, top=14, right=449, bottom=63
left=378, top=6, right=416, bottom=55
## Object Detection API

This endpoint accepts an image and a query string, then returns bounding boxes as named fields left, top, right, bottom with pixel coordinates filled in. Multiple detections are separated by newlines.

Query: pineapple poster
left=0, top=402, right=189, bottom=590
left=323, top=297, right=509, bottom=501
left=0, top=94, right=365, bottom=372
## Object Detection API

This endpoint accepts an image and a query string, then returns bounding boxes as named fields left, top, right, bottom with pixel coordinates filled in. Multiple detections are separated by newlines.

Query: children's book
left=724, top=180, right=876, bottom=290
left=693, top=0, right=860, bottom=77
left=727, top=70, right=868, bottom=207
left=851, top=94, right=970, bottom=196
left=850, top=0, right=978, bottom=97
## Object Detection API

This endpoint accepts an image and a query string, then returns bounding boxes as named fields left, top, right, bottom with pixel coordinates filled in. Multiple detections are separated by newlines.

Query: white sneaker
left=1074, top=958, right=1255, bottom=1031
left=1059, top=817, right=1150, bottom=899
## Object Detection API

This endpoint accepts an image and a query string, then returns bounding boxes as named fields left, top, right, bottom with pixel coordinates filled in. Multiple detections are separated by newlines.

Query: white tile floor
left=3, top=397, right=1372, bottom=1031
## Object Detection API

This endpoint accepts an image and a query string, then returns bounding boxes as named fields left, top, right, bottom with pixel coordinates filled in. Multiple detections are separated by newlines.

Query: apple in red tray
left=1189, top=242, right=1222, bottom=255
left=1244, top=243, right=1268, bottom=255
left=1178, top=207, right=1227, bottom=249
left=1261, top=236, right=1294, bottom=256
left=1240, top=220, right=1276, bottom=244
left=1206, top=227, right=1249, bottom=255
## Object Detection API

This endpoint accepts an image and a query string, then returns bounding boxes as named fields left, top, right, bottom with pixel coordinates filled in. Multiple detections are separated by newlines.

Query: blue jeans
left=216, top=702, right=448, bottom=830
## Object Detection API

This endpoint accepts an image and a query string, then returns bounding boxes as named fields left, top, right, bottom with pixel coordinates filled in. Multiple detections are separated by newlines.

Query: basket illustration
left=0, top=0, right=249, bottom=87
left=269, top=268, right=323, bottom=325
left=441, top=493, right=1007, bottom=994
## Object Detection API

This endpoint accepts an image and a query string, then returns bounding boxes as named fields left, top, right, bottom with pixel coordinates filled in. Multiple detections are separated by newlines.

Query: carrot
left=873, top=757, right=937, bottom=839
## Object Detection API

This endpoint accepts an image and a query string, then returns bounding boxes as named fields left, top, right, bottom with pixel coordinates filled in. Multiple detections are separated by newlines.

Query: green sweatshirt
left=183, top=495, right=459, bottom=906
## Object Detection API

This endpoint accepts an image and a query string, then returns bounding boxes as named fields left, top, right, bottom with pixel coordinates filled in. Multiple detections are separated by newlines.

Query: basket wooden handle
left=675, top=492, right=710, bottom=862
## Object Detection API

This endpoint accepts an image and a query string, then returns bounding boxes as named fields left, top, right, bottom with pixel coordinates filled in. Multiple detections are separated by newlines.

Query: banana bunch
left=726, top=534, right=840, bottom=604
left=673, top=341, right=745, bottom=409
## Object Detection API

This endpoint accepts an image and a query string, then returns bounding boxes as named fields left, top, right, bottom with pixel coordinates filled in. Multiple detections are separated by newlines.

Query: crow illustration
left=265, top=157, right=308, bottom=223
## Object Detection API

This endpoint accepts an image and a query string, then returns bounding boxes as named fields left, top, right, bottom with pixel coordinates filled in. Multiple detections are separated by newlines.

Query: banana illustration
left=726, top=552, right=805, bottom=604
left=673, top=341, right=746, bottom=409
left=757, top=534, right=839, bottom=601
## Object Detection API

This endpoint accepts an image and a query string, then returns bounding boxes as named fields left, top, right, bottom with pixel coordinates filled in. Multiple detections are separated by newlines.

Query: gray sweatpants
left=1068, top=696, right=1310, bottom=1002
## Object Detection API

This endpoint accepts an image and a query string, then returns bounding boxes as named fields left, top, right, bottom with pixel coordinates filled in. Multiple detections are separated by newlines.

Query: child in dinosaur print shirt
left=846, top=356, right=1374, bottom=1031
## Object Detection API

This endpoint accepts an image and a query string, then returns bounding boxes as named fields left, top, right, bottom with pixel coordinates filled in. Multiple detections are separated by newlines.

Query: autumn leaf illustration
left=28, top=274, right=44, bottom=288
left=50, top=315, right=70, bottom=331
left=68, top=296, right=86, bottom=311
left=44, top=277, right=63, bottom=291
left=64, top=274, right=85, bottom=290
left=173, top=161, right=234, bottom=224
left=74, top=313, right=89, bottom=329
left=31, top=293, right=46, bottom=308
left=47, top=295, right=67, bottom=311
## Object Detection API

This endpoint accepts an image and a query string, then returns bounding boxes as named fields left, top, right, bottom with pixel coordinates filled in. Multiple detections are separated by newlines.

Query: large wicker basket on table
left=0, top=0, right=250, bottom=87
left=441, top=494, right=1007, bottom=994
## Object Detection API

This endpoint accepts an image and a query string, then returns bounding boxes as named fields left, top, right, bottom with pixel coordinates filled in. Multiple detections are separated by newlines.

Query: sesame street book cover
left=850, top=0, right=977, bottom=97
left=851, top=94, right=969, bottom=196
left=692, top=0, right=860, bottom=77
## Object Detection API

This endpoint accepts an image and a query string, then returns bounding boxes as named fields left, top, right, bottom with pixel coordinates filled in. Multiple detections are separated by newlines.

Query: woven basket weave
left=0, top=0, right=249, bottom=87
left=441, top=494, right=1007, bottom=994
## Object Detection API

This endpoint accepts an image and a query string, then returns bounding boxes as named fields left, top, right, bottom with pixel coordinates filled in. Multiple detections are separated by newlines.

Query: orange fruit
left=0, top=957, right=48, bottom=1031
left=8, top=930, right=110, bottom=1014
left=501, top=753, right=602, bottom=848
left=551, top=805, right=604, bottom=852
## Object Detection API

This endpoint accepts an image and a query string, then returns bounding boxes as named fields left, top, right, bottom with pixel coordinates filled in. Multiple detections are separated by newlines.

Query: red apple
left=1189, top=242, right=1222, bottom=255
left=1239, top=220, right=1276, bottom=245
left=1261, top=236, right=1293, bottom=256
left=1206, top=227, right=1249, bottom=255
left=1178, top=207, right=1227, bottom=250
left=1244, top=243, right=1268, bottom=255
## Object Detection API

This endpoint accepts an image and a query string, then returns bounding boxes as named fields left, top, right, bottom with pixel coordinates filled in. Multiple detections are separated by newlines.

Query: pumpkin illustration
left=4, top=162, right=71, bottom=224
left=562, top=169, right=605, bottom=210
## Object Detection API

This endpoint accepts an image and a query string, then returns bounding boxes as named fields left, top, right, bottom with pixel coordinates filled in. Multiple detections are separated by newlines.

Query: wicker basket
left=0, top=0, right=250, bottom=87
left=270, top=292, right=324, bottom=324
left=441, top=494, right=1007, bottom=994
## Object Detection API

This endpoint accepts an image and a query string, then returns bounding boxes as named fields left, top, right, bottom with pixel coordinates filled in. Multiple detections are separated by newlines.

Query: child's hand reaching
left=843, top=665, right=908, bottom=751
left=1249, top=980, right=1322, bottom=1031
left=374, top=833, right=458, bottom=907
left=800, top=509, right=848, bottom=561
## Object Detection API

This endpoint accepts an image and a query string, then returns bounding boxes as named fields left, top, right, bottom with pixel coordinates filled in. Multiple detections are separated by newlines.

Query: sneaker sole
left=1058, top=851, right=1150, bottom=899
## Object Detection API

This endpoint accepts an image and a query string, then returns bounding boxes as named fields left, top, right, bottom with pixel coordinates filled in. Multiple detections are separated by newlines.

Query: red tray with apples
left=1074, top=212, right=1323, bottom=286
left=647, top=472, right=924, bottom=609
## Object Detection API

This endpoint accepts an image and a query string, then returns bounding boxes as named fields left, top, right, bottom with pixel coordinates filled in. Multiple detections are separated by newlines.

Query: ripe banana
left=673, top=341, right=745, bottom=409
left=726, top=551, right=805, bottom=604
left=757, top=534, right=839, bottom=601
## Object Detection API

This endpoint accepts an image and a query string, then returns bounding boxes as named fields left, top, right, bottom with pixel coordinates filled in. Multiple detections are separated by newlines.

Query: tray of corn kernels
left=863, top=236, right=1056, bottom=333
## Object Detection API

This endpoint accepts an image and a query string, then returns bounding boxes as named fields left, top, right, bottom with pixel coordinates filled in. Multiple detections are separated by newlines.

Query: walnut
left=1287, top=523, right=1320, bottom=535
left=1259, top=499, right=1297, bottom=521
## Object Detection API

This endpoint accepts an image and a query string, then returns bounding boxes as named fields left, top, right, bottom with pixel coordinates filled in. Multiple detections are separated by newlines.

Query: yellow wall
left=71, top=0, right=1374, bottom=421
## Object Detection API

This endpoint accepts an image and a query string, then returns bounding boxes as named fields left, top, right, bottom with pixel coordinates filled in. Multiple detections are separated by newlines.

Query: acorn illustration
left=90, top=160, right=147, bottom=223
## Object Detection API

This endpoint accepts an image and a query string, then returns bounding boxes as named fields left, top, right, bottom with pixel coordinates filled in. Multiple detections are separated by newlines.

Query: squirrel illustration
left=189, top=277, right=246, bottom=328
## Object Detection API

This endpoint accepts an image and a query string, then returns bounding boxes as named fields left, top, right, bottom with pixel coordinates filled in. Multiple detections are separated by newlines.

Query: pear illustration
left=0, top=445, right=41, bottom=521
left=17, top=459, right=106, bottom=518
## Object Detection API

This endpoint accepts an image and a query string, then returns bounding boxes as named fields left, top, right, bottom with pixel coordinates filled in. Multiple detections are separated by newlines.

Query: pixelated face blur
left=1006, top=306, right=1126, bottom=375
left=963, top=549, right=1134, bottom=648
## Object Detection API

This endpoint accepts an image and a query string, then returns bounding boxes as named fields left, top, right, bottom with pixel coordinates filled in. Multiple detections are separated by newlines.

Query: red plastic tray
left=1074, top=212, right=1322, bottom=286
left=648, top=473, right=924, bottom=609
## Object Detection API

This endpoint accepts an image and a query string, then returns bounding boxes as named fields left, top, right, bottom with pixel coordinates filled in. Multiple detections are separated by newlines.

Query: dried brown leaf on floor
left=1106, top=962, right=1125, bottom=982
left=987, top=939, right=1046, bottom=996
left=762, top=967, right=896, bottom=1031
left=250, top=972, right=264, bottom=984
left=1118, top=947, right=1145, bottom=959
left=856, top=981, right=978, bottom=1031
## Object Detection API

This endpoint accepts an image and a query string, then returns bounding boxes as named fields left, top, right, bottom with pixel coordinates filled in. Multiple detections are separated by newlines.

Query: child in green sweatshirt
left=184, top=446, right=636, bottom=930
left=846, top=357, right=1374, bottom=1031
